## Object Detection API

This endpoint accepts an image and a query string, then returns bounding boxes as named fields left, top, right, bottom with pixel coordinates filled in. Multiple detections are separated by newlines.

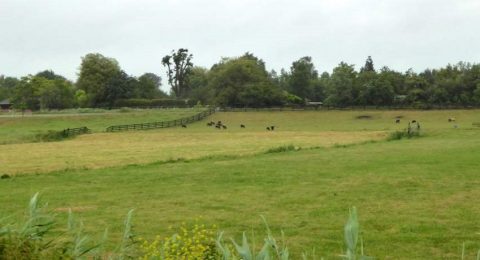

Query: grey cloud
left=1, top=0, right=479, bottom=92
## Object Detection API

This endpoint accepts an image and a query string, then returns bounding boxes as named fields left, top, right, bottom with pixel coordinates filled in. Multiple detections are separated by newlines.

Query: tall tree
left=76, top=53, right=121, bottom=106
left=101, top=71, right=136, bottom=108
left=288, top=56, right=318, bottom=100
left=208, top=54, right=284, bottom=107
left=361, top=56, right=375, bottom=73
left=162, top=48, right=193, bottom=98
left=187, top=67, right=212, bottom=104
left=325, top=62, right=357, bottom=107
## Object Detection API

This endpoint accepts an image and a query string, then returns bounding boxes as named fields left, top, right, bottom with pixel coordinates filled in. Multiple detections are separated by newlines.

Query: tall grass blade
left=231, top=232, right=253, bottom=260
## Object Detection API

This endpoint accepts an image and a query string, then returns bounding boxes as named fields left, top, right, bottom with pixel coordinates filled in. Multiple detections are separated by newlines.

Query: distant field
left=1, top=109, right=480, bottom=258
left=0, top=108, right=203, bottom=144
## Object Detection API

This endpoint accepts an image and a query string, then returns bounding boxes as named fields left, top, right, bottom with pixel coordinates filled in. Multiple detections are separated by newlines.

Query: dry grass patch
left=0, top=130, right=386, bottom=175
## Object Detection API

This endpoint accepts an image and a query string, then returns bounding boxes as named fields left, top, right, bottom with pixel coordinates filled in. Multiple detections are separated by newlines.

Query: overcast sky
left=1, top=0, right=479, bottom=91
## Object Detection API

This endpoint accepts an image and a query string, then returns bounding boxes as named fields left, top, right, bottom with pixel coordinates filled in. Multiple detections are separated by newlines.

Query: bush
left=34, top=130, right=68, bottom=142
left=114, top=98, right=198, bottom=108
left=265, top=145, right=301, bottom=154
left=139, top=222, right=217, bottom=259
left=388, top=122, right=422, bottom=141
left=388, top=130, right=421, bottom=141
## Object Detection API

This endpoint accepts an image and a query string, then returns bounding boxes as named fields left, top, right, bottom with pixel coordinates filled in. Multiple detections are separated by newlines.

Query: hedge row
left=114, top=98, right=199, bottom=108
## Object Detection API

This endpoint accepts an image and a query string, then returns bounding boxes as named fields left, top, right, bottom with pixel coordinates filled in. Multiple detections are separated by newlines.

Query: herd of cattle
left=179, top=117, right=458, bottom=129
left=203, top=121, right=276, bottom=131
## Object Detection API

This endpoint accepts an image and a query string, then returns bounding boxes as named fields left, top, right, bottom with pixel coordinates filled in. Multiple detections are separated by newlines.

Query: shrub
left=265, top=145, right=300, bottom=154
left=388, top=129, right=421, bottom=141
left=34, top=130, right=68, bottom=142
left=139, top=221, right=217, bottom=259
left=388, top=122, right=422, bottom=141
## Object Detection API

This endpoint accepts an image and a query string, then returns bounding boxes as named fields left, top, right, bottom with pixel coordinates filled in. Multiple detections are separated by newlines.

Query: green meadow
left=0, top=108, right=203, bottom=144
left=1, top=109, right=480, bottom=258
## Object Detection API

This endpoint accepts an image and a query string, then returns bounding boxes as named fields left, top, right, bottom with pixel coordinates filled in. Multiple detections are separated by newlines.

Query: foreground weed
left=0, top=193, right=136, bottom=259
left=139, top=221, right=217, bottom=260
left=216, top=216, right=289, bottom=260
left=340, top=207, right=373, bottom=260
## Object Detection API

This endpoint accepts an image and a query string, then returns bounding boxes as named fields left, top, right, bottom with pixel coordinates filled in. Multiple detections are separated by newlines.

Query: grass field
left=0, top=108, right=203, bottom=144
left=1, top=109, right=480, bottom=258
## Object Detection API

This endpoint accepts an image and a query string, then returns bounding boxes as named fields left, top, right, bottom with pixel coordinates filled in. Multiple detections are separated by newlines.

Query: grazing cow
left=266, top=127, right=271, bottom=131
left=271, top=126, right=275, bottom=131
left=240, top=124, right=245, bottom=128
left=448, top=118, right=456, bottom=122
left=411, top=120, right=417, bottom=123
left=395, top=119, right=401, bottom=123
left=181, top=124, right=187, bottom=128
left=222, top=125, right=227, bottom=129
left=215, top=125, right=221, bottom=129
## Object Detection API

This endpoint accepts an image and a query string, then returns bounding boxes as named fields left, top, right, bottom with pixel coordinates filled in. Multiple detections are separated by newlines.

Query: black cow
left=395, top=119, right=400, bottom=123
left=222, top=125, right=227, bottom=129
left=181, top=124, right=187, bottom=128
left=266, top=127, right=271, bottom=131
left=240, top=124, right=245, bottom=128
left=270, top=126, right=275, bottom=131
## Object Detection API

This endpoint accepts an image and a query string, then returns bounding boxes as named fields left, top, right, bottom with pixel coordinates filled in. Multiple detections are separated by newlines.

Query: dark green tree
left=162, top=48, right=193, bottom=98
left=325, top=62, right=357, bottom=107
left=76, top=53, right=122, bottom=106
left=136, top=73, right=166, bottom=99
left=35, top=70, right=66, bottom=80
left=287, top=56, right=318, bottom=100
left=361, top=56, right=375, bottom=73
left=208, top=55, right=284, bottom=107
left=187, top=67, right=212, bottom=104
left=101, top=71, right=136, bottom=108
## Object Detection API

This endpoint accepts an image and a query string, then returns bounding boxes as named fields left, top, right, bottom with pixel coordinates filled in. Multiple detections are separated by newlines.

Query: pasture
left=0, top=108, right=203, bottom=144
left=1, top=109, right=480, bottom=258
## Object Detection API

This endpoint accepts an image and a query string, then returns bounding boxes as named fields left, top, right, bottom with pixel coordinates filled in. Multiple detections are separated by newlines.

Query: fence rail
left=61, top=127, right=91, bottom=137
left=105, top=108, right=216, bottom=132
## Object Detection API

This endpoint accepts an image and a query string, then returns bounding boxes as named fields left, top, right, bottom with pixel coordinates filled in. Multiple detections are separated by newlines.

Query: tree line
left=1, top=50, right=480, bottom=110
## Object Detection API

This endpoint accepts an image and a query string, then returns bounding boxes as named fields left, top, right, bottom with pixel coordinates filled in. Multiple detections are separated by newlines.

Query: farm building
left=0, top=99, right=12, bottom=110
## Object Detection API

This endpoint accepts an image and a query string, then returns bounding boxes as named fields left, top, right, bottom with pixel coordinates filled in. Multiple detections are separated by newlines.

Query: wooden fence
left=105, top=108, right=216, bottom=132
left=61, top=127, right=91, bottom=137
